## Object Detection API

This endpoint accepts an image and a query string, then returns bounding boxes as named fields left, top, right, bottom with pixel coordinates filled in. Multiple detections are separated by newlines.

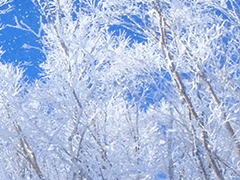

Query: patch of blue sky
left=123, top=70, right=172, bottom=111
left=108, top=10, right=151, bottom=45
left=225, top=96, right=240, bottom=111
left=222, top=34, right=231, bottom=45
left=215, top=9, right=229, bottom=20
left=72, top=0, right=99, bottom=16
left=226, top=0, right=240, bottom=12
left=155, top=172, right=168, bottom=180
left=44, top=104, right=55, bottom=115
left=0, top=0, right=43, bottom=82
left=216, top=54, right=226, bottom=69
left=108, top=24, right=147, bottom=45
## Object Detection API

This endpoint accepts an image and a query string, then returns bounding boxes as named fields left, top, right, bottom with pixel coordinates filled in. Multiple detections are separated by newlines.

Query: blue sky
left=0, top=0, right=43, bottom=82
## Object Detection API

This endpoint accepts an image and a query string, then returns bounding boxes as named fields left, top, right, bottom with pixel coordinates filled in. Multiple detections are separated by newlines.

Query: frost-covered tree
left=1, top=0, right=240, bottom=179
left=110, top=0, right=240, bottom=179
left=0, top=0, right=166, bottom=179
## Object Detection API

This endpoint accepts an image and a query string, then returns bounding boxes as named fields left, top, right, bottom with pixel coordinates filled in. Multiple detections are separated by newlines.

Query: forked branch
left=151, top=1, right=224, bottom=179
